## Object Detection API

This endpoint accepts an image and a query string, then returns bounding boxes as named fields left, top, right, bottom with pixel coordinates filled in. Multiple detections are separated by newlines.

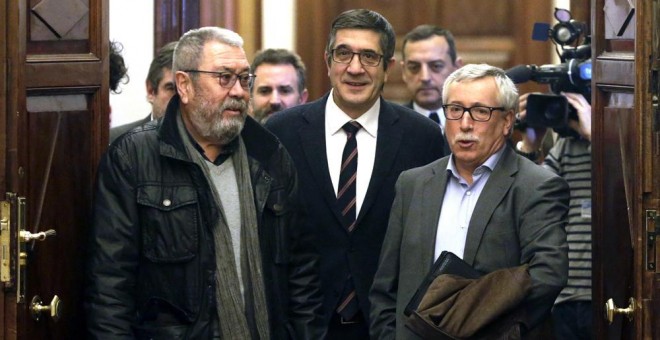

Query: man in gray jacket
left=370, top=64, right=569, bottom=339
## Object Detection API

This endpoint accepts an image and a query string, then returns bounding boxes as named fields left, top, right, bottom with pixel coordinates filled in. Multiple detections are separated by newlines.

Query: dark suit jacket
left=403, top=101, right=451, bottom=155
left=266, top=94, right=445, bottom=327
left=369, top=146, right=569, bottom=340
left=109, top=114, right=151, bottom=143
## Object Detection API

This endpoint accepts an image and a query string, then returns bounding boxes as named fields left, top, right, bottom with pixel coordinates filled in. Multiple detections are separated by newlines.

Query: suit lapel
left=462, top=147, right=518, bottom=265
left=419, top=158, right=450, bottom=268
left=356, top=100, right=402, bottom=224
left=298, top=97, right=346, bottom=226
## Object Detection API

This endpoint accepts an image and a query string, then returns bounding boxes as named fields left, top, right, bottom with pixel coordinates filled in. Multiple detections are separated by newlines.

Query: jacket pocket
left=137, top=185, right=199, bottom=263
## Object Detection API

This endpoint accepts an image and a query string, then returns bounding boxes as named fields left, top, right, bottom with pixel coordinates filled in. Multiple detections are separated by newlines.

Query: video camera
left=507, top=8, right=592, bottom=134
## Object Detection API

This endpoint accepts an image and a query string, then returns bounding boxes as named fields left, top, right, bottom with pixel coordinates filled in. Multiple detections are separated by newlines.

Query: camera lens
left=555, top=26, right=573, bottom=44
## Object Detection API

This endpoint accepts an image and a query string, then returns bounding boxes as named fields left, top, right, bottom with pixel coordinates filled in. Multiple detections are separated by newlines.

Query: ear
left=454, top=56, right=464, bottom=69
left=146, top=80, right=156, bottom=103
left=503, top=109, right=515, bottom=136
left=324, top=51, right=332, bottom=76
left=383, top=57, right=395, bottom=83
left=384, top=57, right=395, bottom=71
left=300, top=88, right=309, bottom=104
left=175, top=71, right=192, bottom=104
left=400, top=59, right=409, bottom=82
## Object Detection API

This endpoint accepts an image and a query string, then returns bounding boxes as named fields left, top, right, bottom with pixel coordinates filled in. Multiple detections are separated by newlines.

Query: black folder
left=404, top=251, right=482, bottom=317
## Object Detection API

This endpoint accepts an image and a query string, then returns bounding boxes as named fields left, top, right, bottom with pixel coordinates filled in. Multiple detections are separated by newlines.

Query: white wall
left=109, top=1, right=154, bottom=127
left=262, top=0, right=295, bottom=50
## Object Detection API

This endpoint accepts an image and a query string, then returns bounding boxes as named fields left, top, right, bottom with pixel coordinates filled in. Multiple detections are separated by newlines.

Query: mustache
left=220, top=98, right=249, bottom=113
left=452, top=133, right=479, bottom=144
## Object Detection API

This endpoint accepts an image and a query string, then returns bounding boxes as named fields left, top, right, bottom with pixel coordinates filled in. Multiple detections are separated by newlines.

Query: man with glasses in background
left=86, top=26, right=324, bottom=339
left=370, top=63, right=569, bottom=339
left=266, top=9, right=444, bottom=339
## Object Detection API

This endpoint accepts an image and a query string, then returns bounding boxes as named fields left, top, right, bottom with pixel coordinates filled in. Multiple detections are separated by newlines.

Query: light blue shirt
left=433, top=146, right=505, bottom=260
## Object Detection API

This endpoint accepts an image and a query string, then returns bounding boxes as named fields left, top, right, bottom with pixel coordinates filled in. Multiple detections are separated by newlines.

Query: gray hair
left=173, top=27, right=244, bottom=74
left=442, top=64, right=519, bottom=112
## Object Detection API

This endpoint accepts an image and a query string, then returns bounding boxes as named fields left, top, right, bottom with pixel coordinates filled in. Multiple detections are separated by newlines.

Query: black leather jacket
left=85, top=96, right=324, bottom=339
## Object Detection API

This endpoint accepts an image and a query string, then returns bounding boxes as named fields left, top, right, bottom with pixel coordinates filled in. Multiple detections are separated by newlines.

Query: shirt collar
left=412, top=102, right=441, bottom=116
left=413, top=102, right=445, bottom=127
left=326, top=89, right=380, bottom=138
left=446, top=144, right=506, bottom=179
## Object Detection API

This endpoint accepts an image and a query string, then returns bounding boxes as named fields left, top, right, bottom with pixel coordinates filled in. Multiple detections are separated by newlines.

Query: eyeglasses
left=183, top=70, right=256, bottom=90
left=442, top=104, right=506, bottom=122
left=331, top=48, right=383, bottom=67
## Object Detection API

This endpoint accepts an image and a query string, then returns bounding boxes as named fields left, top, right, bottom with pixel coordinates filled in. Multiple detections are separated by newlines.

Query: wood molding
left=154, top=0, right=261, bottom=57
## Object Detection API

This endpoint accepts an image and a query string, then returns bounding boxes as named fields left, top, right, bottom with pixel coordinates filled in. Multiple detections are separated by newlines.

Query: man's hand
left=517, top=92, right=548, bottom=153
left=562, top=92, right=591, bottom=142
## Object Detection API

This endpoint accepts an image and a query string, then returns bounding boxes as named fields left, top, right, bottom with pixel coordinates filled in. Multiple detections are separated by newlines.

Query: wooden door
left=1, top=0, right=108, bottom=339
left=591, top=0, right=659, bottom=338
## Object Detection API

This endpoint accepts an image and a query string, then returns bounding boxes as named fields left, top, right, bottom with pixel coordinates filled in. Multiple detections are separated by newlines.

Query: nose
left=420, top=64, right=431, bottom=81
left=269, top=90, right=281, bottom=105
left=347, top=54, right=365, bottom=74
left=228, top=78, right=246, bottom=97
left=459, top=109, right=474, bottom=130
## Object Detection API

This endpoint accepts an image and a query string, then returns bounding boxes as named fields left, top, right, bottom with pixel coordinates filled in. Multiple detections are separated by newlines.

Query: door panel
left=593, top=0, right=659, bottom=338
left=2, top=0, right=108, bottom=338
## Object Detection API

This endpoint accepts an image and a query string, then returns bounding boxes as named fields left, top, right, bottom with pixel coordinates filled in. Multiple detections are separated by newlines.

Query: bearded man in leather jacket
left=85, top=27, right=324, bottom=339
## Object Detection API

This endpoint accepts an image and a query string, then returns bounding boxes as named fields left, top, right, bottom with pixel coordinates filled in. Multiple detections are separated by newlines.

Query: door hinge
left=646, top=210, right=660, bottom=270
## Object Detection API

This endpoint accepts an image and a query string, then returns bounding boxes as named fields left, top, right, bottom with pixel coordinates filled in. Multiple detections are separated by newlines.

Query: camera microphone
left=506, top=60, right=591, bottom=87
left=505, top=65, right=534, bottom=84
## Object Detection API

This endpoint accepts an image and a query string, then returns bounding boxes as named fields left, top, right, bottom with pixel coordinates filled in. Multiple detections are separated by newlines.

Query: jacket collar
left=297, top=93, right=405, bottom=229
left=418, top=146, right=519, bottom=267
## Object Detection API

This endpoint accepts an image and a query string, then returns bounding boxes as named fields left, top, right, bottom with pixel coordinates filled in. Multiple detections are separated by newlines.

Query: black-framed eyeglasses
left=331, top=48, right=383, bottom=67
left=183, top=70, right=256, bottom=90
left=442, top=104, right=506, bottom=122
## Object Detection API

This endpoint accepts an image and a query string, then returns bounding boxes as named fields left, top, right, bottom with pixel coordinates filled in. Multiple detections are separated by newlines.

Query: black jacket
left=85, top=95, right=324, bottom=339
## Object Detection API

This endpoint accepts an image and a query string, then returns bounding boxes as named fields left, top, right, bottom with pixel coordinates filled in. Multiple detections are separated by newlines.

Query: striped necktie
left=335, top=121, right=361, bottom=320
left=337, top=121, right=361, bottom=231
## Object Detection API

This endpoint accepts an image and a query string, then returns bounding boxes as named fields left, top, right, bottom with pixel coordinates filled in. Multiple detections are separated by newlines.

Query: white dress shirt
left=413, top=102, right=446, bottom=134
left=325, top=90, right=379, bottom=215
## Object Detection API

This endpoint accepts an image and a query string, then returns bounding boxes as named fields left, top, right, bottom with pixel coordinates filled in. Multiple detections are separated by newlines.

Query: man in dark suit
left=370, top=64, right=569, bottom=339
left=266, top=9, right=445, bottom=339
left=109, top=41, right=177, bottom=142
left=401, top=25, right=463, bottom=156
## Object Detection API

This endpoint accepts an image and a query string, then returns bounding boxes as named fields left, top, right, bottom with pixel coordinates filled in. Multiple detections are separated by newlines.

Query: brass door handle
left=605, top=297, right=635, bottom=324
left=30, top=295, right=62, bottom=322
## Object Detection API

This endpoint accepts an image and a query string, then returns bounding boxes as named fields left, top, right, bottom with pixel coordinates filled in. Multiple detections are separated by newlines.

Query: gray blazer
left=369, top=146, right=569, bottom=339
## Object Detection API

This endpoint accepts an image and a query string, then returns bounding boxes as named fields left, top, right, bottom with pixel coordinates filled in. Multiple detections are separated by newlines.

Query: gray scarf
left=177, top=114, right=270, bottom=339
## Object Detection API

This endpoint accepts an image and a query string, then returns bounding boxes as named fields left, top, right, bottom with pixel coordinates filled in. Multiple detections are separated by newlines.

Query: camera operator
left=516, top=91, right=592, bottom=340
